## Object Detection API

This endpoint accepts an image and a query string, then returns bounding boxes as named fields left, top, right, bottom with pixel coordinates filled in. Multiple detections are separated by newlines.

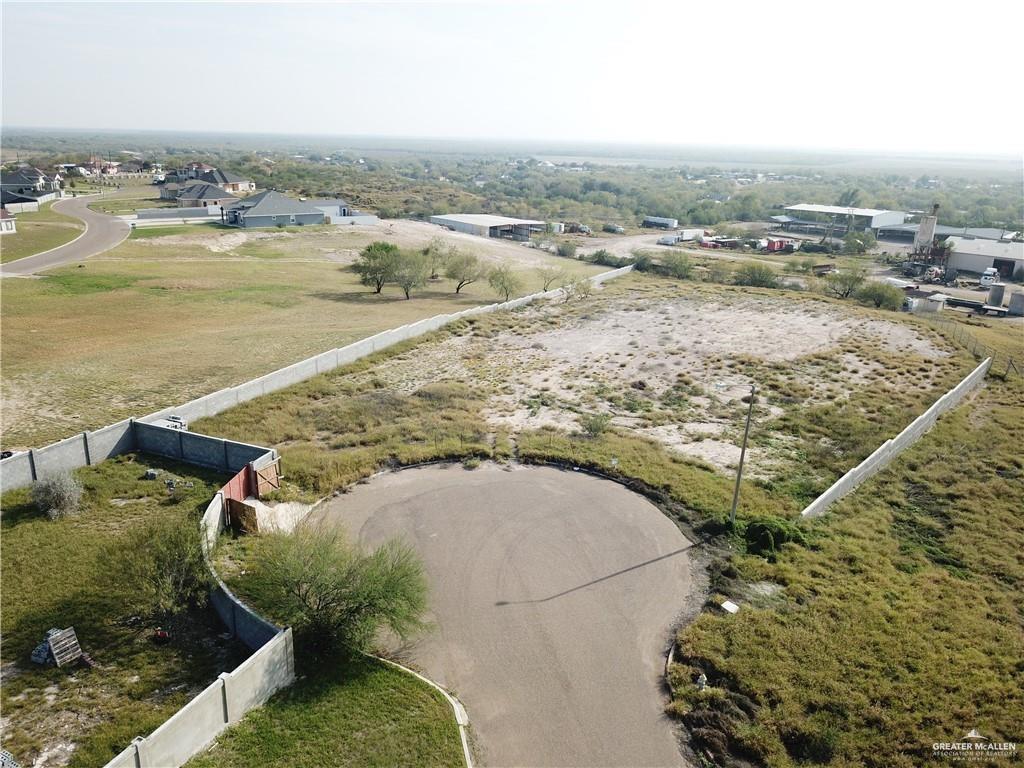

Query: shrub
left=823, top=268, right=868, bottom=299
left=662, top=252, right=694, bottom=280
left=247, top=526, right=428, bottom=655
left=743, top=516, right=808, bottom=556
left=734, top=263, right=780, bottom=288
left=556, top=243, right=577, bottom=259
left=32, top=473, right=83, bottom=520
left=581, top=413, right=612, bottom=438
left=631, top=251, right=654, bottom=272
left=562, top=275, right=593, bottom=302
left=855, top=281, right=905, bottom=310
left=113, top=511, right=210, bottom=619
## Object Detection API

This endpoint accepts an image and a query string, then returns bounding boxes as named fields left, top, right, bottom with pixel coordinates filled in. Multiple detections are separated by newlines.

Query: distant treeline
left=5, top=132, right=1021, bottom=230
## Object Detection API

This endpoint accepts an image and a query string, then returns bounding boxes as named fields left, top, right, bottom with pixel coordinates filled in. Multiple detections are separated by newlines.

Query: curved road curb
left=0, top=193, right=130, bottom=277
left=375, top=655, right=474, bottom=768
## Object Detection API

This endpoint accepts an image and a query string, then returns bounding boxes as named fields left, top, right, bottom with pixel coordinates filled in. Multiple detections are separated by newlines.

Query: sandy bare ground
left=312, top=463, right=694, bottom=767
left=346, top=285, right=949, bottom=475
left=130, top=219, right=567, bottom=269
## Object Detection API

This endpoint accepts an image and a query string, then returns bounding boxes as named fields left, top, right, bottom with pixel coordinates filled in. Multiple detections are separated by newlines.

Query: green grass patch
left=129, top=223, right=232, bottom=239
left=0, top=454, right=246, bottom=767
left=186, top=655, right=463, bottom=768
left=672, top=371, right=1024, bottom=766
left=0, top=201, right=84, bottom=263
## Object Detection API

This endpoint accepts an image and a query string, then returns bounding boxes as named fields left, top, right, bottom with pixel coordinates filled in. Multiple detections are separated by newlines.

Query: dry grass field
left=0, top=220, right=601, bottom=448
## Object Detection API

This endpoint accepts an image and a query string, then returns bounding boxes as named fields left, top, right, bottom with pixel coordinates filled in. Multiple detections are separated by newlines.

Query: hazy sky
left=3, top=0, right=1022, bottom=155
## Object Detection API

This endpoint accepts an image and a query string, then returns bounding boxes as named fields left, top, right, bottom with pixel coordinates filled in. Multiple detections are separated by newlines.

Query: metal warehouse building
left=429, top=213, right=546, bottom=241
left=944, top=237, right=1024, bottom=280
left=782, top=204, right=907, bottom=232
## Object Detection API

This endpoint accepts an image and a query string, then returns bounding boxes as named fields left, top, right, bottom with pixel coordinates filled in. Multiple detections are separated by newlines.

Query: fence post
left=219, top=671, right=233, bottom=724
left=131, top=736, right=147, bottom=768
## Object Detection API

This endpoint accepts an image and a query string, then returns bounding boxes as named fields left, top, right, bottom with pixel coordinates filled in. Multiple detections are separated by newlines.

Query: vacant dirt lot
left=312, top=463, right=694, bottom=767
left=341, top=280, right=953, bottom=477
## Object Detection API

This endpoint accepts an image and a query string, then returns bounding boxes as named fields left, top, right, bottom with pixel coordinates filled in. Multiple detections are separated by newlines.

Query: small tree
left=662, top=252, right=693, bottom=280
left=392, top=251, right=430, bottom=299
left=562, top=275, right=593, bottom=302
left=823, top=268, right=868, bottom=299
left=556, top=243, right=577, bottom=259
left=444, top=249, right=486, bottom=293
left=353, top=241, right=399, bottom=293
left=114, top=512, right=210, bottom=620
left=842, top=231, right=877, bottom=254
left=536, top=265, right=568, bottom=291
left=488, top=265, right=523, bottom=301
left=248, top=526, right=427, bottom=655
left=422, top=237, right=450, bottom=279
left=734, top=263, right=780, bottom=288
left=855, top=281, right=905, bottom=310
left=32, top=473, right=83, bottom=520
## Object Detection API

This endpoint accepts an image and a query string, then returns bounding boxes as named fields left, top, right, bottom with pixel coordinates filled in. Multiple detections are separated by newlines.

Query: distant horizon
left=3, top=125, right=1021, bottom=165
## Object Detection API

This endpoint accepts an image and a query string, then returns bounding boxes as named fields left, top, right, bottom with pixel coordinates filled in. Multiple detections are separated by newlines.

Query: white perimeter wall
left=801, top=357, right=992, bottom=518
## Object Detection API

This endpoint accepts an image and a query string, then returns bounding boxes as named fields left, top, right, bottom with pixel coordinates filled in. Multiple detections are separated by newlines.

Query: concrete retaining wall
left=131, top=265, right=634, bottom=429
left=104, top=629, right=294, bottom=768
left=801, top=357, right=992, bottom=518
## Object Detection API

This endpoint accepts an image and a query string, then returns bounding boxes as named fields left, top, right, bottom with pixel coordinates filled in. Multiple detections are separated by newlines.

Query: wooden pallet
left=47, top=627, right=82, bottom=668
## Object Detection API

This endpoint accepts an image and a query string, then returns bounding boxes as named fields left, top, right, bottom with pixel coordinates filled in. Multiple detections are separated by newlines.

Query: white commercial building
left=784, top=204, right=907, bottom=231
left=430, top=213, right=546, bottom=241
left=944, top=237, right=1024, bottom=280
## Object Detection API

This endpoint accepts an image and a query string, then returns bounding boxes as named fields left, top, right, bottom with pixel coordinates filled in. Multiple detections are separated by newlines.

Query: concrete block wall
left=104, top=629, right=295, bottom=768
left=129, top=265, right=634, bottom=432
left=801, top=357, right=991, bottom=518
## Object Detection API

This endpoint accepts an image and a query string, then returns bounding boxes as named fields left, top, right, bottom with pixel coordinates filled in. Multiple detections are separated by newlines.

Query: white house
left=0, top=208, right=16, bottom=235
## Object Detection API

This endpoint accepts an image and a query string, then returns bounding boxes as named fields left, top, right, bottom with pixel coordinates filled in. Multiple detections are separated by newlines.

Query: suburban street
left=312, top=463, right=696, bottom=768
left=0, top=194, right=129, bottom=277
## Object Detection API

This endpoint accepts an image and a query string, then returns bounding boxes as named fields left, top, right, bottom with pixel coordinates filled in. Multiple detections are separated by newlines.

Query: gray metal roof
left=227, top=190, right=324, bottom=217
left=176, top=182, right=239, bottom=201
left=876, top=222, right=1018, bottom=241
left=1, top=189, right=37, bottom=204
left=199, top=168, right=251, bottom=185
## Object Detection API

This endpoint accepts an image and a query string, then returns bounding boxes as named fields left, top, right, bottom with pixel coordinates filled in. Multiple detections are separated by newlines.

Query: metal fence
left=926, top=316, right=1021, bottom=378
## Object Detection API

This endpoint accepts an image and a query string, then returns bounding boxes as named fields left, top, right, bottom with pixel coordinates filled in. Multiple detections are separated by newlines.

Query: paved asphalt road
left=312, top=463, right=695, bottom=768
left=0, top=194, right=130, bottom=277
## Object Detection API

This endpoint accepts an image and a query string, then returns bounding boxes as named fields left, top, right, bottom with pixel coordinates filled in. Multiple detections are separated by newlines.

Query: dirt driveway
left=310, top=463, right=695, bottom=767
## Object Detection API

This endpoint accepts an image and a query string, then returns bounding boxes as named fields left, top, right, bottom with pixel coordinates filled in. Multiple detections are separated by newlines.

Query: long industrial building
left=430, top=213, right=546, bottom=241
left=773, top=204, right=907, bottom=235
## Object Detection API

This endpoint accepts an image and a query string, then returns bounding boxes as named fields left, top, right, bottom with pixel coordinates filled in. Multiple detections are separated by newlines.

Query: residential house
left=306, top=198, right=350, bottom=220
left=0, top=168, right=62, bottom=203
left=0, top=208, right=16, bottom=235
left=221, top=190, right=325, bottom=228
left=198, top=169, right=256, bottom=195
left=174, top=182, right=240, bottom=208
left=1, top=190, right=40, bottom=213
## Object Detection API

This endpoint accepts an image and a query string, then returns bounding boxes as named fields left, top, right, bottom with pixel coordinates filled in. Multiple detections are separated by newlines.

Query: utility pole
left=729, top=384, right=756, bottom=528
